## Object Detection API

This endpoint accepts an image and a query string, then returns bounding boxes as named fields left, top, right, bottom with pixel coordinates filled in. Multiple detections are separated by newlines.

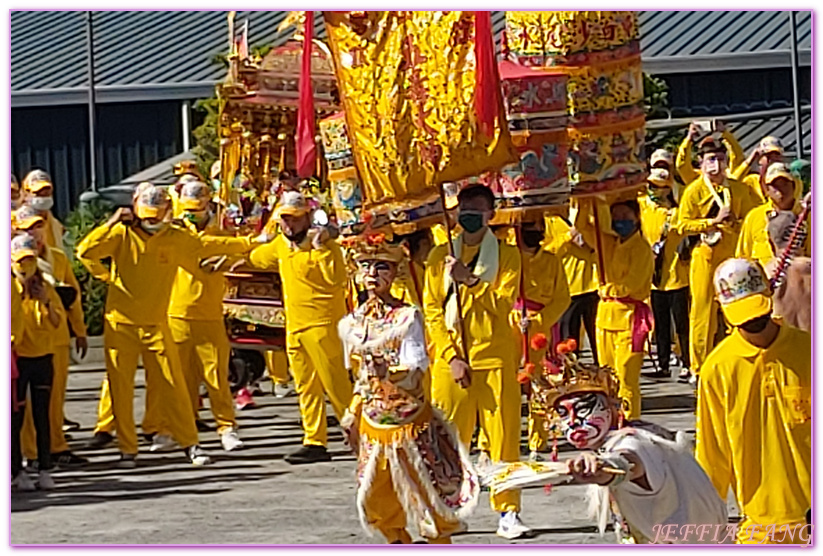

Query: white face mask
left=29, top=196, right=54, bottom=212
left=140, top=220, right=167, bottom=234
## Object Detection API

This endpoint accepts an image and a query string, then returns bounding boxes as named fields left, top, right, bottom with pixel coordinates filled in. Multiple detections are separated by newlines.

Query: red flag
left=474, top=10, right=500, bottom=137
left=296, top=11, right=316, bottom=178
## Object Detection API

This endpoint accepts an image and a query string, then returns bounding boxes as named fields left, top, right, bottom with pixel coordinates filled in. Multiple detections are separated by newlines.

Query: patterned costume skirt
left=355, top=402, right=479, bottom=540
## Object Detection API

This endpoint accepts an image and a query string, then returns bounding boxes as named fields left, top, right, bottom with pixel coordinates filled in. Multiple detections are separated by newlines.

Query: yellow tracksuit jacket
left=574, top=199, right=654, bottom=419
left=676, top=176, right=758, bottom=372
left=14, top=278, right=64, bottom=358
left=248, top=233, right=352, bottom=447
left=675, top=130, right=745, bottom=186
left=424, top=235, right=522, bottom=513
left=166, top=217, right=239, bottom=433
left=76, top=221, right=251, bottom=454
left=22, top=247, right=87, bottom=457
left=544, top=215, right=599, bottom=297
left=696, top=324, right=811, bottom=544
left=736, top=201, right=811, bottom=270
left=638, top=195, right=689, bottom=292
left=11, top=278, right=23, bottom=348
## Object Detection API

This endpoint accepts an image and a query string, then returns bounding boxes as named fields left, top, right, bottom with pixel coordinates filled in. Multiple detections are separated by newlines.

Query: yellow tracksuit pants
left=431, top=362, right=521, bottom=513
left=94, top=373, right=164, bottom=436
left=596, top=328, right=643, bottom=420
left=265, top=350, right=290, bottom=385
left=688, top=244, right=726, bottom=374
left=511, top=315, right=550, bottom=453
left=167, top=317, right=236, bottom=434
left=362, top=459, right=454, bottom=544
left=21, top=346, right=70, bottom=458
left=104, top=320, right=199, bottom=454
left=286, top=324, right=352, bottom=447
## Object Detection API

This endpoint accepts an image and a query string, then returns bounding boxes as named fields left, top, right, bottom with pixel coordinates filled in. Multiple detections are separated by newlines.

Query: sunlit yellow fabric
left=248, top=234, right=348, bottom=334
left=168, top=218, right=238, bottom=322
left=76, top=222, right=251, bottom=326
left=11, top=279, right=23, bottom=347
left=324, top=11, right=515, bottom=210
left=696, top=325, right=811, bottom=543
left=736, top=201, right=810, bottom=270
left=675, top=130, right=745, bottom=186
left=675, top=177, right=757, bottom=240
left=544, top=215, right=599, bottom=296
left=729, top=171, right=802, bottom=207
left=391, top=260, right=425, bottom=309
left=431, top=224, right=451, bottom=246
left=423, top=238, right=521, bottom=370
left=14, top=278, right=64, bottom=358
left=42, top=211, right=66, bottom=252
left=45, top=247, right=87, bottom=345
left=638, top=195, right=689, bottom=291
left=574, top=200, right=653, bottom=331
left=520, top=248, right=571, bottom=330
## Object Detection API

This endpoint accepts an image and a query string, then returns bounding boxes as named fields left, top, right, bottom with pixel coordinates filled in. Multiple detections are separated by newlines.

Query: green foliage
left=643, top=72, right=685, bottom=155
left=63, top=198, right=113, bottom=336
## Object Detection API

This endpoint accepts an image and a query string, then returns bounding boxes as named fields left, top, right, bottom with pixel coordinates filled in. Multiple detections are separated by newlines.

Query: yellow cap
left=12, top=205, right=45, bottom=230
left=648, top=167, right=673, bottom=187
left=133, top=183, right=170, bottom=219
left=714, top=258, right=773, bottom=326
left=764, top=162, right=794, bottom=186
left=759, top=136, right=783, bottom=155
left=11, top=233, right=39, bottom=262
left=649, top=149, right=674, bottom=167
left=274, top=190, right=311, bottom=218
left=179, top=181, right=211, bottom=211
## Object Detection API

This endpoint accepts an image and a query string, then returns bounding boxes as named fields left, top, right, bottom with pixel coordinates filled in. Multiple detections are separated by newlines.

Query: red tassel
left=296, top=11, right=317, bottom=178
left=474, top=11, right=500, bottom=137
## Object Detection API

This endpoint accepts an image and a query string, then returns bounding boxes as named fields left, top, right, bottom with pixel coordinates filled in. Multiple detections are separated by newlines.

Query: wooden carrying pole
left=438, top=185, right=470, bottom=361
left=514, top=223, right=530, bottom=366
left=590, top=198, right=607, bottom=286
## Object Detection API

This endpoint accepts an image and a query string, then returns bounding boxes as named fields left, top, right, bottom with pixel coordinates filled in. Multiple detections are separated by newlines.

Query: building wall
left=11, top=100, right=182, bottom=218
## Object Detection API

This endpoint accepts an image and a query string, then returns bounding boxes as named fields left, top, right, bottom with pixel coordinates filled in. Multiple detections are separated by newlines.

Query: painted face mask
left=29, top=196, right=54, bottom=212
left=555, top=392, right=613, bottom=450
left=701, top=154, right=727, bottom=177
left=13, top=258, right=38, bottom=281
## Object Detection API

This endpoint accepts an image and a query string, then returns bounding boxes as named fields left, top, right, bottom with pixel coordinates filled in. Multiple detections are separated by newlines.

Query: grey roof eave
left=11, top=48, right=812, bottom=109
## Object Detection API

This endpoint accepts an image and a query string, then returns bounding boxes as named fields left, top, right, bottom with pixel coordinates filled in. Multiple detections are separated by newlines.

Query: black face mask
left=284, top=228, right=309, bottom=245
left=521, top=229, right=543, bottom=249
left=740, top=314, right=771, bottom=334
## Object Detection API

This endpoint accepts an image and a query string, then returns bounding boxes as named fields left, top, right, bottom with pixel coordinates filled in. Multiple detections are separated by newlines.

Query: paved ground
left=11, top=349, right=734, bottom=545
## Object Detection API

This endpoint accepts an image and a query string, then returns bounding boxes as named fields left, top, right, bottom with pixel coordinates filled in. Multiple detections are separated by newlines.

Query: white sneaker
left=12, top=472, right=36, bottom=492
left=528, top=451, right=545, bottom=462
left=220, top=429, right=245, bottom=452
left=38, top=470, right=55, bottom=491
left=150, top=434, right=178, bottom=452
left=496, top=511, right=533, bottom=540
left=273, top=382, right=296, bottom=398
left=187, top=445, right=212, bottom=466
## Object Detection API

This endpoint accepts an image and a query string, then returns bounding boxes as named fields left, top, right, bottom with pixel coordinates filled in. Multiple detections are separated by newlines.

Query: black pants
left=650, top=288, right=690, bottom=371
left=11, top=354, right=54, bottom=476
left=559, top=291, right=599, bottom=363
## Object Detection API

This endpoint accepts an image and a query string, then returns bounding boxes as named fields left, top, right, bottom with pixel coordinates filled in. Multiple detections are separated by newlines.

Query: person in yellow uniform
left=11, top=173, right=22, bottom=211
left=167, top=181, right=245, bottom=452
left=736, top=162, right=810, bottom=270
left=390, top=229, right=433, bottom=309
left=13, top=206, right=89, bottom=468
left=676, top=138, right=758, bottom=384
left=545, top=214, right=600, bottom=363
left=21, top=169, right=65, bottom=252
left=168, top=161, right=205, bottom=219
left=729, top=136, right=801, bottom=206
left=244, top=190, right=352, bottom=465
left=639, top=168, right=691, bottom=380
left=11, top=234, right=64, bottom=491
left=675, top=121, right=745, bottom=186
left=696, top=258, right=811, bottom=544
left=649, top=148, right=684, bottom=203
left=573, top=197, right=654, bottom=420
left=423, top=185, right=530, bottom=540
left=76, top=183, right=254, bottom=467
left=511, top=219, right=570, bottom=461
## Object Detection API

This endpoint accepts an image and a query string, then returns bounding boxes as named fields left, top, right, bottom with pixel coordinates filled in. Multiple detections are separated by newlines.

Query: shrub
left=63, top=197, right=113, bottom=336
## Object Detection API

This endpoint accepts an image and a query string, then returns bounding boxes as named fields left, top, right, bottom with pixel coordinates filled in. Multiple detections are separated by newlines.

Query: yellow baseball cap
left=759, top=136, right=783, bottom=155
left=649, top=149, right=674, bottom=167
left=179, top=181, right=212, bottom=210
left=11, top=233, right=39, bottom=262
left=648, top=167, right=673, bottom=187
left=133, top=183, right=170, bottom=219
left=764, top=163, right=794, bottom=186
left=274, top=190, right=311, bottom=218
left=713, top=258, right=773, bottom=326
left=22, top=169, right=52, bottom=192
left=12, top=205, right=45, bottom=230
